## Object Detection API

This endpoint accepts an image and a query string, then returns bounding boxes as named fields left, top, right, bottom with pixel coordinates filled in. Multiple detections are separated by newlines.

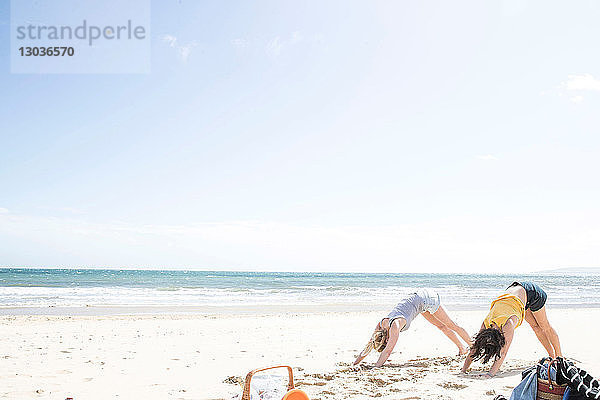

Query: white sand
left=1, top=308, right=599, bottom=400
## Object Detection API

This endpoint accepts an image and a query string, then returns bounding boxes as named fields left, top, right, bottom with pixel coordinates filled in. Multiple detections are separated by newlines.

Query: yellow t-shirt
left=483, top=294, right=525, bottom=329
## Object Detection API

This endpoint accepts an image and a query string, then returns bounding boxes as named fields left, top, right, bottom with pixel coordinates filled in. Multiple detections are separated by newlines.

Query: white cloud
left=1, top=211, right=600, bottom=272
left=161, top=34, right=198, bottom=62
left=37, top=206, right=85, bottom=215
left=265, top=36, right=282, bottom=58
left=550, top=74, right=600, bottom=103
left=291, top=31, right=303, bottom=44
left=570, top=95, right=584, bottom=104
left=561, top=74, right=600, bottom=92
left=0, top=207, right=9, bottom=214
left=177, top=43, right=197, bottom=62
left=231, top=38, right=248, bottom=48
left=234, top=31, right=318, bottom=58
left=475, top=154, right=499, bottom=161
left=162, top=34, right=178, bottom=48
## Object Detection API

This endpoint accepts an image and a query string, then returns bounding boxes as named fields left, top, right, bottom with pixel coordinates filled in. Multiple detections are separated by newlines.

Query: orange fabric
left=484, top=294, right=525, bottom=329
left=281, top=389, right=310, bottom=400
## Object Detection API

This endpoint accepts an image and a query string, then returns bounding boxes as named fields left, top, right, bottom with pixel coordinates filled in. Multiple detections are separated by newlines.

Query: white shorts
left=418, top=289, right=441, bottom=314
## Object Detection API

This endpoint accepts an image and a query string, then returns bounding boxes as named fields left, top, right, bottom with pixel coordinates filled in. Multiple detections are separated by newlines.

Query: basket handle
left=241, top=366, right=295, bottom=400
left=547, top=358, right=559, bottom=389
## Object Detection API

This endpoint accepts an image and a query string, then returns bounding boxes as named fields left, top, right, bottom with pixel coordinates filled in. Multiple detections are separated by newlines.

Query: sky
left=1, top=0, right=600, bottom=273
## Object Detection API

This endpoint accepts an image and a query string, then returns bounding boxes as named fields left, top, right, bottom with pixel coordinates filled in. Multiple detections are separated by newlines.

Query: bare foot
left=458, top=346, right=469, bottom=356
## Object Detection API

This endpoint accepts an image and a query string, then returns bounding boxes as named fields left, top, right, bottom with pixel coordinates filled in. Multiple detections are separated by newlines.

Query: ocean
left=0, top=268, right=598, bottom=311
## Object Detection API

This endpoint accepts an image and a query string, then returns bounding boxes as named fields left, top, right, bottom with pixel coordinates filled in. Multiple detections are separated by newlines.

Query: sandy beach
left=1, top=307, right=599, bottom=400
left=4, top=1, right=600, bottom=399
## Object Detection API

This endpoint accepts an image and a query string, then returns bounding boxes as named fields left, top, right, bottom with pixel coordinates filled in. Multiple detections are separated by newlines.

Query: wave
left=0, top=283, right=596, bottom=309
left=2, top=270, right=600, bottom=308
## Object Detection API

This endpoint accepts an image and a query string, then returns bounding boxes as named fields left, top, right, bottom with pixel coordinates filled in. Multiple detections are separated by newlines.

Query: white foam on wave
left=0, top=283, right=596, bottom=309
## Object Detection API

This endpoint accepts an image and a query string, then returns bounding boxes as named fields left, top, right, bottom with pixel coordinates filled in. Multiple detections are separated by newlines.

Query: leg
left=422, top=311, right=468, bottom=355
left=524, top=310, right=555, bottom=357
left=531, top=306, right=562, bottom=357
left=431, top=306, right=473, bottom=347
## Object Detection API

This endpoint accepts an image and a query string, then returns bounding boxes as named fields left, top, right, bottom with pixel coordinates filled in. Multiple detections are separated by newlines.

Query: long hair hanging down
left=470, top=328, right=506, bottom=364
left=372, top=329, right=388, bottom=352
left=358, top=328, right=389, bottom=358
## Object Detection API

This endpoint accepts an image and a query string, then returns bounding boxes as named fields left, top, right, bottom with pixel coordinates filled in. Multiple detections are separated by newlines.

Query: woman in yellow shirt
left=461, top=282, right=562, bottom=377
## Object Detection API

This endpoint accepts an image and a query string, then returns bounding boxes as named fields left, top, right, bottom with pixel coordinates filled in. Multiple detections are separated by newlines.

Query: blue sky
left=1, top=1, right=600, bottom=272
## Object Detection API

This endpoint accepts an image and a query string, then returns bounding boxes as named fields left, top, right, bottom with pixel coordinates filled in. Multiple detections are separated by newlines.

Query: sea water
left=0, top=268, right=598, bottom=310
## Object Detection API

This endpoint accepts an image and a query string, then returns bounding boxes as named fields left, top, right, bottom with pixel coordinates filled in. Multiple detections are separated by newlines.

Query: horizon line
left=1, top=266, right=599, bottom=274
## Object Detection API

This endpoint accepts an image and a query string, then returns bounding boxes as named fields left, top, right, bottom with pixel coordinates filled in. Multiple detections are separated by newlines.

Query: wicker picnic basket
left=537, top=358, right=567, bottom=400
left=241, top=365, right=309, bottom=400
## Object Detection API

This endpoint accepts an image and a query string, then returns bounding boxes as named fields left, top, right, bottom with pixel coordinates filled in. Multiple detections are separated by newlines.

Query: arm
left=353, top=321, right=382, bottom=365
left=461, top=322, right=484, bottom=373
left=487, top=318, right=516, bottom=377
left=353, top=349, right=369, bottom=366
left=374, top=320, right=400, bottom=367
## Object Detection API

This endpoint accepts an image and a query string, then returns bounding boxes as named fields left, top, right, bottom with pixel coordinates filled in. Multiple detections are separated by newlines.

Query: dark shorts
left=508, top=281, right=547, bottom=312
